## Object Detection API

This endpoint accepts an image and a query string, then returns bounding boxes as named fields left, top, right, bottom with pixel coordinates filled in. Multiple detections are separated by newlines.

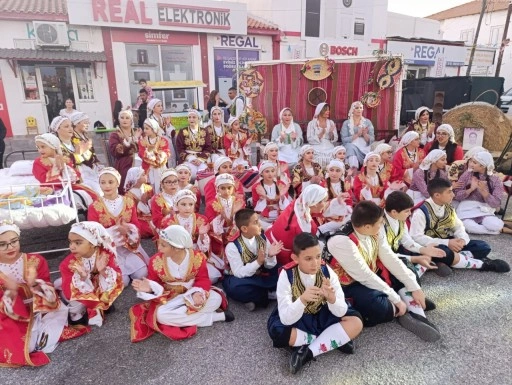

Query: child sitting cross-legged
left=410, top=178, right=510, bottom=274
left=129, top=225, right=234, bottom=342
left=267, top=232, right=363, bottom=375
left=223, top=209, right=283, bottom=311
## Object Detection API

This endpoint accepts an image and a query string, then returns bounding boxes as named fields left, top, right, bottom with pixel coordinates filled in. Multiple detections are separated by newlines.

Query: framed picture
left=134, top=71, right=151, bottom=82
left=463, top=127, right=484, bottom=151
left=172, top=88, right=187, bottom=101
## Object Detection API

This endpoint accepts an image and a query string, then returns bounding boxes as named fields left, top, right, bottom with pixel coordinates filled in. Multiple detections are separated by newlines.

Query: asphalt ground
left=1, top=221, right=512, bottom=385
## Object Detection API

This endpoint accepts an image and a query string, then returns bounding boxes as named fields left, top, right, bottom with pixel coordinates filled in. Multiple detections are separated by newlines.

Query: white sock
left=398, top=288, right=426, bottom=317
left=414, top=264, right=427, bottom=278
left=348, top=156, right=359, bottom=169
left=292, top=329, right=317, bottom=347
left=308, top=323, right=350, bottom=357
left=212, top=312, right=226, bottom=322
left=452, top=251, right=484, bottom=269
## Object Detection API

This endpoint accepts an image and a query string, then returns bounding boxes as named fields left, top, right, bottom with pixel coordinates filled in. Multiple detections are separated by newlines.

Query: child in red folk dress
left=129, top=225, right=234, bottom=342
left=321, top=159, right=353, bottom=233
left=88, top=168, right=149, bottom=286
left=203, top=156, right=245, bottom=203
left=373, top=143, right=394, bottom=185
left=123, top=167, right=156, bottom=239
left=161, top=190, right=224, bottom=284
left=391, top=132, right=425, bottom=186
left=353, top=152, right=404, bottom=207
left=205, top=174, right=246, bottom=258
left=176, top=164, right=202, bottom=212
left=261, top=142, right=291, bottom=185
left=138, top=118, right=170, bottom=193
left=0, top=222, right=85, bottom=367
left=224, top=116, right=252, bottom=168
left=292, top=145, right=324, bottom=196
left=252, top=161, right=292, bottom=231
left=151, top=169, right=180, bottom=230
left=59, top=221, right=123, bottom=327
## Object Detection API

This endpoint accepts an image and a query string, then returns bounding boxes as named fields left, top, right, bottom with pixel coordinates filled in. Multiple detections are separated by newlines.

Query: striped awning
left=0, top=48, right=107, bottom=62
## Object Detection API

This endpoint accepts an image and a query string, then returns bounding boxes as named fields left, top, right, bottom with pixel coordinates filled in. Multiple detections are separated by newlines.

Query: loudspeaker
left=432, top=91, right=444, bottom=124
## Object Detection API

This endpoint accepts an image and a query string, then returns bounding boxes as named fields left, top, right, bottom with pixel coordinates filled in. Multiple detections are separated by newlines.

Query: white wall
left=387, top=12, right=441, bottom=39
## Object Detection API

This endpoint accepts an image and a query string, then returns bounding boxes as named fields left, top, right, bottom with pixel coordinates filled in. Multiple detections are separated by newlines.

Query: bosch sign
left=329, top=46, right=358, bottom=56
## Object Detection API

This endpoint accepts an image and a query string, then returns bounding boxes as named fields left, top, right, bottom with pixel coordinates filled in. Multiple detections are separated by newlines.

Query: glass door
left=37, top=66, right=75, bottom=123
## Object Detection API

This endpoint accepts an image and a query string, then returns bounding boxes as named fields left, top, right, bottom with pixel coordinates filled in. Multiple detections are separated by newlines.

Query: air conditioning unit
left=33, top=21, right=69, bottom=47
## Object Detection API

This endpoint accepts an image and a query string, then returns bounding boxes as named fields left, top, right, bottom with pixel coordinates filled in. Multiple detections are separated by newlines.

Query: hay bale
left=442, top=102, right=512, bottom=152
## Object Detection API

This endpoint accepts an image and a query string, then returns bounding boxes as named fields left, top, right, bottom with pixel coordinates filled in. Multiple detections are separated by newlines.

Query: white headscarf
left=279, top=107, right=295, bottom=134
left=174, top=189, right=197, bottom=204
left=70, top=112, right=89, bottom=126
left=147, top=98, right=161, bottom=113
left=264, top=142, right=279, bottom=155
left=70, top=221, right=116, bottom=256
left=214, top=156, right=232, bottom=174
left=99, top=167, right=121, bottom=185
left=175, top=164, right=192, bottom=174
left=35, top=133, right=62, bottom=155
left=119, top=109, right=133, bottom=120
left=373, top=143, right=393, bottom=155
left=49, top=116, right=70, bottom=133
left=419, top=149, right=446, bottom=171
left=161, top=169, right=178, bottom=183
left=399, top=131, right=420, bottom=148
left=327, top=159, right=346, bottom=172
left=209, top=106, right=224, bottom=124
left=314, top=103, right=328, bottom=118
left=215, top=173, right=235, bottom=188
left=436, top=124, right=455, bottom=142
left=227, top=116, right=239, bottom=128
left=299, top=144, right=315, bottom=159
left=294, top=184, right=328, bottom=232
left=124, top=167, right=145, bottom=191
left=415, top=106, right=432, bottom=122
left=0, top=221, right=20, bottom=236
left=332, top=145, right=346, bottom=158
left=472, top=151, right=495, bottom=175
left=347, top=101, right=366, bottom=135
left=258, top=161, right=276, bottom=174
left=463, top=146, right=487, bottom=161
left=363, top=152, right=381, bottom=166
left=160, top=225, right=193, bottom=249
left=187, top=109, right=202, bottom=128
left=144, top=118, right=162, bottom=136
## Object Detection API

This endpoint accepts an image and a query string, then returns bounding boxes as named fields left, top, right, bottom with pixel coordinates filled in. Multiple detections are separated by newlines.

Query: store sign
left=328, top=45, right=358, bottom=56
left=66, top=0, right=247, bottom=35
left=387, top=40, right=466, bottom=67
left=110, top=29, right=198, bottom=45
left=305, top=39, right=369, bottom=58
left=465, top=48, right=496, bottom=67
left=219, top=35, right=259, bottom=48
left=25, top=23, right=80, bottom=41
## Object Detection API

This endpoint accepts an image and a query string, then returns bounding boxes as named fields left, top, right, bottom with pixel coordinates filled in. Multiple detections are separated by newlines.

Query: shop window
left=354, top=18, right=365, bottom=36
left=75, top=66, right=95, bottom=100
left=305, top=0, right=321, bottom=38
left=20, top=65, right=40, bottom=100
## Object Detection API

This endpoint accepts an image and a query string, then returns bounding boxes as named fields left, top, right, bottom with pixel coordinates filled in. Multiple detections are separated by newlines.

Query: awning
left=148, top=80, right=207, bottom=90
left=0, top=48, right=107, bottom=62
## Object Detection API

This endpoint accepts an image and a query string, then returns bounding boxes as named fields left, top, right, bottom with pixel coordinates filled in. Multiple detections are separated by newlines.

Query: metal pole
left=467, top=0, right=487, bottom=76
left=495, top=3, right=512, bottom=77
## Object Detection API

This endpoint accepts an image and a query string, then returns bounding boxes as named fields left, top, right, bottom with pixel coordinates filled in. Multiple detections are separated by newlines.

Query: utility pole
left=466, top=0, right=487, bottom=76
left=495, top=2, right=512, bottom=77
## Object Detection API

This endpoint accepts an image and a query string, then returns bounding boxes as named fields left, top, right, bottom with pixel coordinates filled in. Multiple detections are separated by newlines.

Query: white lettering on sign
left=145, top=31, right=170, bottom=40
left=330, top=46, right=358, bottom=56
left=413, top=45, right=445, bottom=60
left=220, top=35, right=258, bottom=48
left=158, top=4, right=231, bottom=30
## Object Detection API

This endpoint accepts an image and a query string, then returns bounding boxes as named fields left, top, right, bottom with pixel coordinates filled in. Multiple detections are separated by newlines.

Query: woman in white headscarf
left=453, top=151, right=510, bottom=234
left=424, top=124, right=464, bottom=165
left=175, top=109, right=211, bottom=179
left=405, top=106, right=437, bottom=146
left=408, top=149, right=448, bottom=205
left=340, top=101, right=375, bottom=169
left=306, top=103, right=338, bottom=167
left=291, top=144, right=324, bottom=196
left=138, top=118, right=170, bottom=193
left=123, top=167, right=155, bottom=239
left=391, top=131, right=425, bottom=186
left=271, top=107, right=303, bottom=165
left=148, top=98, right=176, bottom=168
left=205, top=106, right=227, bottom=161
left=265, top=184, right=328, bottom=265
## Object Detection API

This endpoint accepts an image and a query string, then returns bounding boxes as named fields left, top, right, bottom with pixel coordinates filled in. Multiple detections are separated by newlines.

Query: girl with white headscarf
left=306, top=103, right=339, bottom=167
left=203, top=156, right=244, bottom=203
left=265, top=184, right=328, bottom=265
left=374, top=143, right=394, bottom=184
left=88, top=168, right=150, bottom=287
left=448, top=145, right=488, bottom=183
left=391, top=131, right=425, bottom=186
left=130, top=224, right=233, bottom=342
left=424, top=124, right=463, bottom=165
left=406, top=106, right=436, bottom=146
left=408, top=149, right=448, bottom=205
left=271, top=107, right=303, bottom=165
left=175, top=109, right=211, bottom=179
left=59, top=221, right=123, bottom=327
left=291, top=144, right=324, bottom=196
left=340, top=101, right=375, bottom=169
left=253, top=161, right=292, bottom=230
left=123, top=167, right=155, bottom=239
left=453, top=152, right=510, bottom=235
left=138, top=118, right=170, bottom=193
left=151, top=169, right=180, bottom=229
left=205, top=106, right=227, bottom=161
left=0, top=221, right=70, bottom=366
left=176, top=163, right=202, bottom=212
left=260, top=141, right=291, bottom=185
left=322, top=159, right=353, bottom=230
left=225, top=116, right=252, bottom=168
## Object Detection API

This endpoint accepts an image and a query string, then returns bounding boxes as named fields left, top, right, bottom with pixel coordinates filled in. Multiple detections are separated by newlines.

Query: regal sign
left=66, top=0, right=247, bottom=35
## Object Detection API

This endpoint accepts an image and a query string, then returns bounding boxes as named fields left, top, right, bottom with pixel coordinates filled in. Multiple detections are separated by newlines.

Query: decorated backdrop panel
left=250, top=61, right=398, bottom=136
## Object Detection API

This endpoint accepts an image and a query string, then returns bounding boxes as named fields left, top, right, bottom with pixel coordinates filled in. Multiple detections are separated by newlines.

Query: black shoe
left=104, top=304, right=116, bottom=315
left=397, top=312, right=441, bottom=342
left=434, top=262, right=453, bottom=277
left=337, top=340, right=355, bottom=354
left=480, top=259, right=510, bottom=273
left=224, top=310, right=235, bottom=322
left=289, top=345, right=313, bottom=374
left=425, top=298, right=436, bottom=312
left=68, top=312, right=89, bottom=326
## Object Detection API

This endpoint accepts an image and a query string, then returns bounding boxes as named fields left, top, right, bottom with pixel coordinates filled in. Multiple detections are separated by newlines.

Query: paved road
left=1, top=227, right=512, bottom=385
